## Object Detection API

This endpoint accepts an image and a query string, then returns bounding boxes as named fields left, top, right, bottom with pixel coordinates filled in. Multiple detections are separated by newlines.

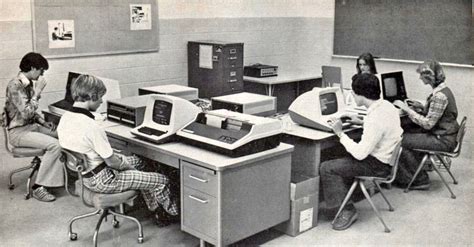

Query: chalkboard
left=32, top=0, right=159, bottom=58
left=334, top=0, right=473, bottom=65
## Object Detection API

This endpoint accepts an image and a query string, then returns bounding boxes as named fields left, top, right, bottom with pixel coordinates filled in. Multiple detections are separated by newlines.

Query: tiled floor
left=1, top=151, right=472, bottom=246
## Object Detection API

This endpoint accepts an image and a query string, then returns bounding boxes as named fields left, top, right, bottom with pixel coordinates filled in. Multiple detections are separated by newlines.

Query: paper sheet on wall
left=199, top=45, right=213, bottom=69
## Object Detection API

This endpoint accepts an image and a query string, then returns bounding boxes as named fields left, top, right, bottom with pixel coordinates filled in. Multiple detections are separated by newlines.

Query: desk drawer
left=108, top=136, right=128, bottom=151
left=183, top=186, right=217, bottom=239
left=182, top=161, right=217, bottom=196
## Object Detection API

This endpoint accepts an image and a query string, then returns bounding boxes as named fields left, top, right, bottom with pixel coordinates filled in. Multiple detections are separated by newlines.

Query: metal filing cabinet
left=188, top=41, right=244, bottom=99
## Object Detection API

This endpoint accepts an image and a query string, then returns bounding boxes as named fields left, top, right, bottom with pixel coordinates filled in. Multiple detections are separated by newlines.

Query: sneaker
left=332, top=209, right=358, bottom=231
left=154, top=207, right=180, bottom=227
left=409, top=182, right=430, bottom=191
left=32, top=187, right=56, bottom=202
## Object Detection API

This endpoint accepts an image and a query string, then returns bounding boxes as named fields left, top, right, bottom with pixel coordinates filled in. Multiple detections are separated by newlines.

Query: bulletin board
left=32, top=0, right=159, bottom=58
left=333, top=0, right=473, bottom=65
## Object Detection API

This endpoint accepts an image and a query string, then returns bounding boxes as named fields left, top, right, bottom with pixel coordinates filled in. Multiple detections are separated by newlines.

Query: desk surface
left=244, top=71, right=322, bottom=85
left=105, top=124, right=293, bottom=171
left=277, top=114, right=361, bottom=141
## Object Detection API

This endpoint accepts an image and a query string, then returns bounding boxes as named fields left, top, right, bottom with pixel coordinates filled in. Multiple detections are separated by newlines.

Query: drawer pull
left=189, top=174, right=208, bottom=183
left=189, top=195, right=208, bottom=204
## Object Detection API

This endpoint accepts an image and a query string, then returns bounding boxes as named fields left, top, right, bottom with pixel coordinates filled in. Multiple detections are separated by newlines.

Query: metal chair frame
left=333, top=141, right=403, bottom=233
left=3, top=127, right=43, bottom=199
left=62, top=149, right=144, bottom=247
left=404, top=116, right=467, bottom=199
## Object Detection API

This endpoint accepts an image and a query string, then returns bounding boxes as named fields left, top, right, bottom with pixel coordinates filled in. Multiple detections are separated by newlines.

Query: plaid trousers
left=83, top=155, right=178, bottom=216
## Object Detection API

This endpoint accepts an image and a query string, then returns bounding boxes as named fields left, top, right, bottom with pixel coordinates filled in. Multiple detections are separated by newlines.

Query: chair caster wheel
left=138, top=237, right=144, bottom=243
left=389, top=208, right=394, bottom=212
left=8, top=184, right=15, bottom=190
left=69, top=232, right=78, bottom=241
left=451, top=195, right=456, bottom=199
left=454, top=181, right=458, bottom=185
left=25, top=194, right=30, bottom=200
left=403, top=189, right=409, bottom=193
left=384, top=229, right=391, bottom=233
left=112, top=220, right=120, bottom=228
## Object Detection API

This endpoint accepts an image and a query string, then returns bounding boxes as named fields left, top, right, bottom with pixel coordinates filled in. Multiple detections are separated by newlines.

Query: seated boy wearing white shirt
left=57, top=74, right=179, bottom=227
left=320, top=73, right=403, bottom=231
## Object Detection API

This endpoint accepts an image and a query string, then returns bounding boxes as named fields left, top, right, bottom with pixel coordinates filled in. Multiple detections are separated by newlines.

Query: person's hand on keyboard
left=340, top=113, right=363, bottom=125
left=404, top=99, right=424, bottom=112
left=393, top=100, right=411, bottom=113
left=327, top=117, right=343, bottom=136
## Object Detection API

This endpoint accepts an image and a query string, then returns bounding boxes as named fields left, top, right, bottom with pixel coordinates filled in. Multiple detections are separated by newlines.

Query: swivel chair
left=62, top=149, right=144, bottom=247
left=405, top=116, right=467, bottom=199
left=3, top=127, right=44, bottom=199
left=333, top=141, right=403, bottom=233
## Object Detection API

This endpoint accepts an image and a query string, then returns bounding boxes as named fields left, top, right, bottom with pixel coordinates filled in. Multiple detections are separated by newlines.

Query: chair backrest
left=385, top=141, right=403, bottom=184
left=451, top=116, right=467, bottom=157
left=62, top=148, right=93, bottom=207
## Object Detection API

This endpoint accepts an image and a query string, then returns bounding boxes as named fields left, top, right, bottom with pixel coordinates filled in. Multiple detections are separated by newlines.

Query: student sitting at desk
left=2, top=52, right=64, bottom=202
left=320, top=73, right=403, bottom=230
left=352, top=52, right=378, bottom=81
left=347, top=52, right=378, bottom=106
left=393, top=60, right=459, bottom=189
left=56, top=74, right=179, bottom=227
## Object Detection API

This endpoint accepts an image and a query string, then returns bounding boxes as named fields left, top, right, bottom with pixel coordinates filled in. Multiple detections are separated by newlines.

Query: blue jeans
left=8, top=124, right=64, bottom=187
left=320, top=155, right=391, bottom=210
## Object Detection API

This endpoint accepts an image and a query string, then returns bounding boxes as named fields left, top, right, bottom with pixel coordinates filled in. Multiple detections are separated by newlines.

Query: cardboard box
left=290, top=172, right=318, bottom=200
left=275, top=175, right=320, bottom=237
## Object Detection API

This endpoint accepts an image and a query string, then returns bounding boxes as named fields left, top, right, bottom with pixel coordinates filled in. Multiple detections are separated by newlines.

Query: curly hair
left=416, top=60, right=446, bottom=87
left=71, top=74, right=107, bottom=102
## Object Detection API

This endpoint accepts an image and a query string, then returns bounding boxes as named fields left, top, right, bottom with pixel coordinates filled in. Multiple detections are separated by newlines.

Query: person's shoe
left=409, top=182, right=430, bottom=191
left=32, top=186, right=56, bottom=202
left=332, top=209, right=358, bottom=231
left=154, top=207, right=180, bottom=227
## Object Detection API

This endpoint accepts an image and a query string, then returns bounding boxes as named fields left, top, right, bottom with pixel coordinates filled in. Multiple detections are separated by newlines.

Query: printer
left=177, top=109, right=283, bottom=157
left=211, top=92, right=277, bottom=117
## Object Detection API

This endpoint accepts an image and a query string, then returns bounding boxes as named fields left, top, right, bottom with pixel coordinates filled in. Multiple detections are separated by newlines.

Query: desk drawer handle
left=189, top=174, right=208, bottom=183
left=188, top=195, right=208, bottom=204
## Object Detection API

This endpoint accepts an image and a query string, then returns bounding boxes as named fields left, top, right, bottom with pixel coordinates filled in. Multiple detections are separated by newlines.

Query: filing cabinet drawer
left=182, top=161, right=217, bottom=196
left=183, top=186, right=217, bottom=239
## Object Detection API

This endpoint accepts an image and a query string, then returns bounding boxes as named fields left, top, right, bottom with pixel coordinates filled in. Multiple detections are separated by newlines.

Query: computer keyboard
left=137, top=126, right=166, bottom=136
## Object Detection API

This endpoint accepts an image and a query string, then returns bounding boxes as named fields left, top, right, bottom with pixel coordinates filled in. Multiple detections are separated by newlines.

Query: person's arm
left=407, top=93, right=448, bottom=130
left=6, top=81, right=38, bottom=120
left=331, top=115, right=383, bottom=160
left=89, top=127, right=136, bottom=170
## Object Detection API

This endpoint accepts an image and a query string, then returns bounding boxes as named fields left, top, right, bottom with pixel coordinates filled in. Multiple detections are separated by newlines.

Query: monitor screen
left=380, top=71, right=407, bottom=102
left=383, top=77, right=398, bottom=98
left=320, top=92, right=338, bottom=115
left=152, top=100, right=172, bottom=125
left=65, top=72, right=82, bottom=103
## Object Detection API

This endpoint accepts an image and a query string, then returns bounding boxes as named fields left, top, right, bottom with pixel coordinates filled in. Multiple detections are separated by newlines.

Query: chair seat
left=12, top=147, right=45, bottom=157
left=74, top=180, right=137, bottom=209
left=412, top=148, right=456, bottom=157
left=356, top=176, right=390, bottom=182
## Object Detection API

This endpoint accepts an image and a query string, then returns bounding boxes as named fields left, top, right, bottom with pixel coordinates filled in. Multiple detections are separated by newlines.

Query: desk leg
left=200, top=239, right=206, bottom=247
left=268, top=84, right=273, bottom=96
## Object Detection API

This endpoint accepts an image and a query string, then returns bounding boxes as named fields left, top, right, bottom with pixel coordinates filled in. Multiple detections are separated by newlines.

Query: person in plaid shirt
left=3, top=52, right=64, bottom=202
left=394, top=60, right=459, bottom=189
left=57, top=74, right=179, bottom=227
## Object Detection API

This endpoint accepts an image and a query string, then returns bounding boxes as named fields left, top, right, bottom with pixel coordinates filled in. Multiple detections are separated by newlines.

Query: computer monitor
left=378, top=71, right=408, bottom=103
left=288, top=87, right=346, bottom=132
left=130, top=94, right=201, bottom=144
left=64, top=72, right=82, bottom=104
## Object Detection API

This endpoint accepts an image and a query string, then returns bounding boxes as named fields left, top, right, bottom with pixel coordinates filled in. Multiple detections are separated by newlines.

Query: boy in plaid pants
left=57, top=74, right=178, bottom=226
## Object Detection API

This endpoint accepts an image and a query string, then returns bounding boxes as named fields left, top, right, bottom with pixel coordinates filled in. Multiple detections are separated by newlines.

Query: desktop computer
left=288, top=87, right=348, bottom=132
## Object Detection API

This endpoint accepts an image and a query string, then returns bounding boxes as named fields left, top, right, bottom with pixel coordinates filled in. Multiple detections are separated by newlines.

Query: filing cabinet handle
left=228, top=56, right=237, bottom=60
left=189, top=174, right=208, bottom=183
left=189, top=195, right=208, bottom=204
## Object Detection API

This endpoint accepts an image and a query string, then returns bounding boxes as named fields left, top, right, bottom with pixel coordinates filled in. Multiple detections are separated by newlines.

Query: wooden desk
left=244, top=71, right=322, bottom=112
left=45, top=107, right=294, bottom=247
